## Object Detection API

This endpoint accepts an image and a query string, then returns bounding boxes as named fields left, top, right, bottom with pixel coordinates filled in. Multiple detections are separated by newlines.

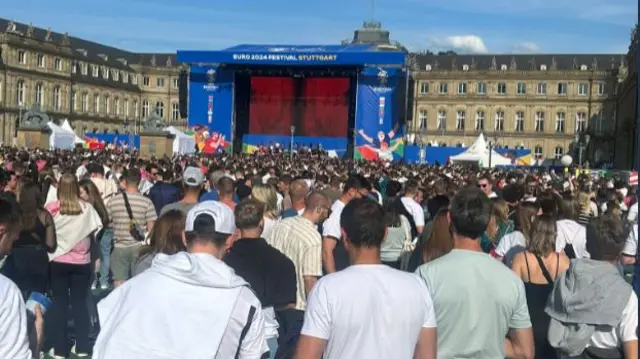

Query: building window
left=557, top=83, right=568, bottom=95
left=534, top=146, right=544, bottom=159
left=418, top=110, right=427, bottom=129
left=439, top=83, right=448, bottom=94
left=81, top=93, right=88, bottom=112
left=17, top=50, right=26, bottom=64
left=419, top=82, right=429, bottom=95
left=576, top=112, right=587, bottom=132
left=437, top=110, right=446, bottom=130
left=132, top=74, right=138, bottom=85
left=37, top=54, right=45, bottom=68
left=457, top=83, right=467, bottom=95
left=92, top=65, right=99, bottom=77
left=171, top=103, right=180, bottom=121
left=477, top=82, right=487, bottom=95
left=115, top=97, right=121, bottom=115
left=16, top=80, right=25, bottom=105
left=515, top=111, right=525, bottom=132
left=102, top=67, right=109, bottom=80
left=598, top=83, right=605, bottom=96
left=72, top=62, right=77, bottom=74
left=155, top=102, right=165, bottom=118
left=157, top=78, right=165, bottom=88
left=35, top=83, right=43, bottom=106
left=475, top=111, right=485, bottom=131
left=81, top=63, right=88, bottom=75
left=578, top=83, right=588, bottom=96
left=556, top=112, right=566, bottom=133
left=517, top=83, right=526, bottom=95
left=172, top=78, right=179, bottom=89
left=456, top=110, right=466, bottom=131
left=113, top=70, right=120, bottom=81
left=537, top=82, right=547, bottom=95
left=554, top=146, right=564, bottom=160
left=124, top=99, right=130, bottom=117
left=143, top=76, right=150, bottom=86
left=123, top=73, right=129, bottom=84
left=54, top=58, right=62, bottom=71
left=142, top=100, right=149, bottom=118
left=495, top=110, right=505, bottom=132
left=53, top=86, right=61, bottom=111
left=70, top=90, right=76, bottom=112
left=94, top=94, right=100, bottom=113
left=104, top=95, right=109, bottom=114
left=535, top=111, right=545, bottom=132
left=497, top=83, right=507, bottom=94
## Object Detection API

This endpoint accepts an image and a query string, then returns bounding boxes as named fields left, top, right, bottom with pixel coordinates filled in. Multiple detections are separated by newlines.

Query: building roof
left=0, top=18, right=177, bottom=70
left=412, top=53, right=626, bottom=72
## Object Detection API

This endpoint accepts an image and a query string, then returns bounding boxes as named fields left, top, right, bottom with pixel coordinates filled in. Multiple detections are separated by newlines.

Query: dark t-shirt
left=224, top=238, right=296, bottom=308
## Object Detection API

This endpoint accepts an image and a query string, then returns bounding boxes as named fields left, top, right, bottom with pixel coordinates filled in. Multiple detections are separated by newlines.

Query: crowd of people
left=0, top=146, right=637, bottom=359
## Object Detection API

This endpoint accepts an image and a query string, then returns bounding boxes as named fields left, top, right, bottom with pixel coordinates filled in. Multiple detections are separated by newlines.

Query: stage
left=177, top=44, right=407, bottom=160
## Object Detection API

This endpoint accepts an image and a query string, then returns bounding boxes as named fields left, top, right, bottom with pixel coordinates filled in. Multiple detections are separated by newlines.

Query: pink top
left=46, top=200, right=91, bottom=265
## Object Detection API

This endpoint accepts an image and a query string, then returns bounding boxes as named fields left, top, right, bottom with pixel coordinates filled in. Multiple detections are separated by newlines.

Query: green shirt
left=416, top=249, right=531, bottom=359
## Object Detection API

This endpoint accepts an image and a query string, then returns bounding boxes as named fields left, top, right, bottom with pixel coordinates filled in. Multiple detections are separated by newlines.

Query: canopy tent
left=46, top=122, right=75, bottom=150
left=60, top=119, right=84, bottom=144
left=449, top=134, right=512, bottom=168
left=164, top=126, right=196, bottom=155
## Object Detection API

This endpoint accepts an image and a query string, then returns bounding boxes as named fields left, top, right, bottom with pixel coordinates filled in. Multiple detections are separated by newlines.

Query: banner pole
left=353, top=70, right=360, bottom=160
left=230, top=70, right=236, bottom=153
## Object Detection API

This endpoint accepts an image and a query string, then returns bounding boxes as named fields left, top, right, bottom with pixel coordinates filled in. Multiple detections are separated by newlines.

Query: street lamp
left=487, top=132, right=499, bottom=168
left=290, top=125, right=295, bottom=156
left=574, top=133, right=591, bottom=167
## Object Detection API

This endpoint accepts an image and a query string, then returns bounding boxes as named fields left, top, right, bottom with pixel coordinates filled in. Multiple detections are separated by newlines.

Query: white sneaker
left=99, top=282, right=110, bottom=291
left=90, top=280, right=98, bottom=290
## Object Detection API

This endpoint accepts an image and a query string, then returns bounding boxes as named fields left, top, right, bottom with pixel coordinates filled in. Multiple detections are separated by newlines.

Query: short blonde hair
left=251, top=183, right=279, bottom=219
left=57, top=173, right=82, bottom=215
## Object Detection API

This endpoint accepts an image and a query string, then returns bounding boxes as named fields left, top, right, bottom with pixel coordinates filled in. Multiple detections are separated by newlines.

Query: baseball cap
left=183, top=166, right=205, bottom=187
left=185, top=201, right=235, bottom=235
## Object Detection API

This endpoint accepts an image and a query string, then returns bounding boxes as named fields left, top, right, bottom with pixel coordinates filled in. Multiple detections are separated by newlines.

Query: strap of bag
left=122, top=192, right=134, bottom=221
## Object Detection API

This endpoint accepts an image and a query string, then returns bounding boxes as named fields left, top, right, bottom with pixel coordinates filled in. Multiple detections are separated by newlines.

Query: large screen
left=248, top=76, right=350, bottom=137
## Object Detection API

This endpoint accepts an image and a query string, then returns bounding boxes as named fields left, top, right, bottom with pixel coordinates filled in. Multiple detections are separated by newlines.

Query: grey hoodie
left=545, top=259, right=631, bottom=356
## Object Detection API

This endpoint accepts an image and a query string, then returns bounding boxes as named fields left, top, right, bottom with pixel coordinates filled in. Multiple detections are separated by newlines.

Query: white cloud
left=429, top=35, right=489, bottom=54
left=512, top=41, right=541, bottom=53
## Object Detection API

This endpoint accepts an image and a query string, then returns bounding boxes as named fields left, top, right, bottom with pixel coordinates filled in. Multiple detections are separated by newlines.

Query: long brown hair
left=57, top=173, right=82, bottom=215
left=516, top=202, right=539, bottom=246
left=139, top=210, right=186, bottom=258
left=17, top=179, right=43, bottom=232
left=423, top=209, right=454, bottom=263
left=78, top=179, right=109, bottom=226
left=528, top=214, right=557, bottom=257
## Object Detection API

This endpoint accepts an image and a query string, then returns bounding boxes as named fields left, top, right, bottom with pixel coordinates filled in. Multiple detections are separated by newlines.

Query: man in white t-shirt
left=621, top=224, right=638, bottom=265
left=400, top=179, right=425, bottom=235
left=322, top=175, right=370, bottom=273
left=297, top=198, right=437, bottom=359
left=0, top=198, right=44, bottom=359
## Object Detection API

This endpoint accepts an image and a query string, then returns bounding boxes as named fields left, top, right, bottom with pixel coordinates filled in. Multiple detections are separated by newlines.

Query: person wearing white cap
left=160, top=166, right=205, bottom=216
left=93, top=201, right=269, bottom=359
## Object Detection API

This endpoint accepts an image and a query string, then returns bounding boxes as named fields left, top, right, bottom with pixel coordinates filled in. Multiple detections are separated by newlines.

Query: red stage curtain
left=249, top=77, right=294, bottom=135
left=301, top=78, right=349, bottom=137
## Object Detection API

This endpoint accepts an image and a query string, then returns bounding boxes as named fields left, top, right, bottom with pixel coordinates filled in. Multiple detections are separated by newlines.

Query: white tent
left=60, top=119, right=84, bottom=144
left=449, top=134, right=512, bottom=168
left=46, top=122, right=75, bottom=150
left=164, top=126, right=196, bottom=155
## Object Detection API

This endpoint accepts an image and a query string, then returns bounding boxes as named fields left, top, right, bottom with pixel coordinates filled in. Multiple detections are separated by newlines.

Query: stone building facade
left=614, top=26, right=639, bottom=170
left=407, top=54, right=625, bottom=165
left=0, top=19, right=185, bottom=145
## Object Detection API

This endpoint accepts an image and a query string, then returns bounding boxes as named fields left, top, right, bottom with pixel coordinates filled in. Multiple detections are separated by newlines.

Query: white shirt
left=555, top=220, right=590, bottom=259
left=323, top=200, right=346, bottom=240
left=401, top=196, right=425, bottom=228
left=627, top=202, right=638, bottom=223
left=622, top=224, right=638, bottom=257
left=495, top=231, right=526, bottom=258
left=0, top=274, right=31, bottom=359
left=301, top=265, right=436, bottom=359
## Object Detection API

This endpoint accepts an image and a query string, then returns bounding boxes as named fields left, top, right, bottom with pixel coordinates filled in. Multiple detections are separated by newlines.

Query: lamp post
left=487, top=132, right=499, bottom=168
left=290, top=125, right=295, bottom=156
left=574, top=133, right=591, bottom=167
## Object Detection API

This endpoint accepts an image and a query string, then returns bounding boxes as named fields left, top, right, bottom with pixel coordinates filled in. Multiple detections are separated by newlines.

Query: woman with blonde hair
left=481, top=198, right=514, bottom=254
left=422, top=209, right=454, bottom=264
left=511, top=214, right=570, bottom=359
left=133, top=210, right=186, bottom=276
left=251, top=183, right=280, bottom=238
left=45, top=173, right=103, bottom=358
left=577, top=190, right=597, bottom=226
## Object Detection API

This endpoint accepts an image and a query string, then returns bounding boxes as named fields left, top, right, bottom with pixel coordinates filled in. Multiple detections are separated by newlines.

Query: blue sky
left=1, top=0, right=636, bottom=54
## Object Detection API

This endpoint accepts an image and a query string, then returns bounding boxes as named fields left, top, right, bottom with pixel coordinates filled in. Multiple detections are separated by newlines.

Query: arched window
left=142, top=100, right=149, bottom=118
left=16, top=80, right=25, bottom=105
left=35, top=83, right=43, bottom=106
left=534, top=145, right=544, bottom=159
left=155, top=101, right=164, bottom=118
left=53, top=86, right=61, bottom=110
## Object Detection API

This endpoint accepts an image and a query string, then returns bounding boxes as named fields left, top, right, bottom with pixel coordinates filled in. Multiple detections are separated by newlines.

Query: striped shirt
left=267, top=216, right=322, bottom=310
left=107, top=192, right=157, bottom=248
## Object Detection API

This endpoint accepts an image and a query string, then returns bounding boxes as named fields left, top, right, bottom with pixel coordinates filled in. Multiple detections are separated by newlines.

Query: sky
left=1, top=0, right=637, bottom=54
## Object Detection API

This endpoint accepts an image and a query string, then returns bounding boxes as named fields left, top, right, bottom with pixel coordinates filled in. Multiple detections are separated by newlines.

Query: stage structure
left=177, top=44, right=407, bottom=160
